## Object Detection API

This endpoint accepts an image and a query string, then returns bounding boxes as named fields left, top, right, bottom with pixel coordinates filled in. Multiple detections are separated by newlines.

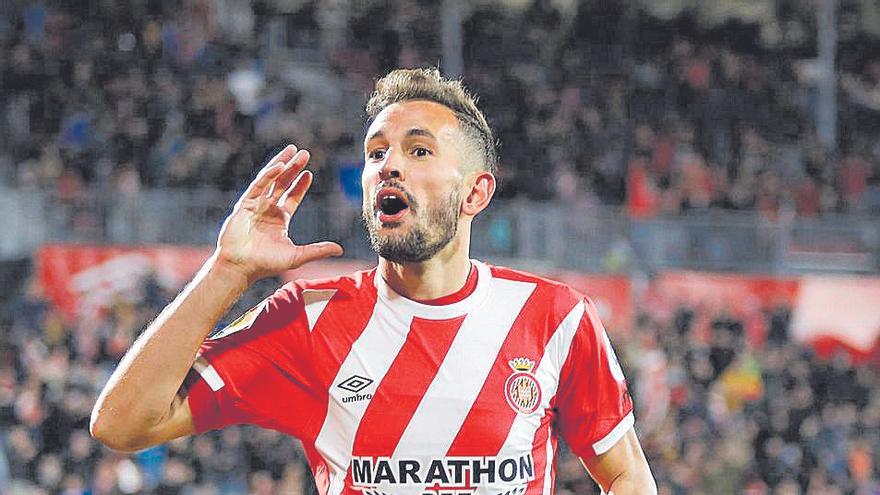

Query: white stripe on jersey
left=314, top=309, right=413, bottom=495
left=496, top=302, right=585, bottom=478
left=374, top=261, right=493, bottom=320
left=593, top=411, right=634, bottom=455
left=192, top=356, right=225, bottom=392
left=392, top=278, right=536, bottom=464
left=303, top=289, right=337, bottom=332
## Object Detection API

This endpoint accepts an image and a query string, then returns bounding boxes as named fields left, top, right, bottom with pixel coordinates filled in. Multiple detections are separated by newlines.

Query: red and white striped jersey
left=187, top=261, right=634, bottom=495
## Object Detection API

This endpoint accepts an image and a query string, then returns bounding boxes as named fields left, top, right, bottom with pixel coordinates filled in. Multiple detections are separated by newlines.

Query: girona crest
left=504, top=357, right=542, bottom=415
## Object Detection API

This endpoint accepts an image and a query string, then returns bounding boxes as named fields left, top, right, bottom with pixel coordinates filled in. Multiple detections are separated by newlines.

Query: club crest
left=504, top=358, right=542, bottom=415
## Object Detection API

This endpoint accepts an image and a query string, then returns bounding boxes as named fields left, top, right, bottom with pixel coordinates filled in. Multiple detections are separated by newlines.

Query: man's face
left=361, top=100, right=471, bottom=263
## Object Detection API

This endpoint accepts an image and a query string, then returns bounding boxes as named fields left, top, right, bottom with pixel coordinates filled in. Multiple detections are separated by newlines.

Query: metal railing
left=2, top=187, right=878, bottom=274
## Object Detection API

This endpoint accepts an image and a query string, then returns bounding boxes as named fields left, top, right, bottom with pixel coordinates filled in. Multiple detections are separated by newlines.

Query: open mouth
left=375, top=187, right=412, bottom=223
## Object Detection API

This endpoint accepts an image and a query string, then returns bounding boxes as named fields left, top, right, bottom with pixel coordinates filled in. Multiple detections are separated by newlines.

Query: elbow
left=89, top=406, right=148, bottom=453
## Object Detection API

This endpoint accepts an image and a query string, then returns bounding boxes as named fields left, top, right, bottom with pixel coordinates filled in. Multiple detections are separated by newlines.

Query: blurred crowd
left=443, top=1, right=880, bottom=217
left=0, top=0, right=356, bottom=201
left=1, top=1, right=879, bottom=494
left=616, top=304, right=879, bottom=495
left=1, top=264, right=878, bottom=494
left=0, top=273, right=315, bottom=495
left=1, top=1, right=880, bottom=219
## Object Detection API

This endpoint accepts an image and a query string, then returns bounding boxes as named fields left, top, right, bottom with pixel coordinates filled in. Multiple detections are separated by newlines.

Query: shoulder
left=488, top=264, right=578, bottom=292
left=280, top=268, right=380, bottom=329
left=486, top=263, right=586, bottom=315
left=208, top=268, right=378, bottom=343
left=283, top=268, right=379, bottom=300
left=488, top=265, right=586, bottom=302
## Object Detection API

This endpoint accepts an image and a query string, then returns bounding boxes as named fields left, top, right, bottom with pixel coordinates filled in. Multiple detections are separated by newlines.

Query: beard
left=362, top=186, right=461, bottom=263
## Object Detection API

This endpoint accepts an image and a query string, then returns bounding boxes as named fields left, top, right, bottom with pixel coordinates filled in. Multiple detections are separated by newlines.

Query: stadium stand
left=1, top=1, right=878, bottom=494
left=2, top=1, right=879, bottom=214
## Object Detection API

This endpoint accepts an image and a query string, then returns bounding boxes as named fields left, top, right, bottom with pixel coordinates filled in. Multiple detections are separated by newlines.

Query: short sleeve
left=554, top=298, right=634, bottom=458
left=185, top=284, right=316, bottom=438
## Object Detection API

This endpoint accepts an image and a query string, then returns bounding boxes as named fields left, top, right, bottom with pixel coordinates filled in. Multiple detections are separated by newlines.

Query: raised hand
left=214, top=144, right=343, bottom=283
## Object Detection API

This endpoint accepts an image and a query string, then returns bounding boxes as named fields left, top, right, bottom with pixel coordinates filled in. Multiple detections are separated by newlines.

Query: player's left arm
left=581, top=427, right=656, bottom=495
left=554, top=296, right=656, bottom=494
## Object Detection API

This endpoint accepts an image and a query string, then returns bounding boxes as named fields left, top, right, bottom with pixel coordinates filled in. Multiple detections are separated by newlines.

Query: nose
left=378, top=149, right=404, bottom=181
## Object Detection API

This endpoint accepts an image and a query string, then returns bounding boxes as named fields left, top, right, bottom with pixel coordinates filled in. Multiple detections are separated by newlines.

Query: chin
left=371, top=225, right=408, bottom=246
left=379, top=221, right=406, bottom=230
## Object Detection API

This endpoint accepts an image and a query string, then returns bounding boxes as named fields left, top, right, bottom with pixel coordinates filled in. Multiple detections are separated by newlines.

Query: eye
left=413, top=147, right=432, bottom=158
left=368, top=148, right=386, bottom=161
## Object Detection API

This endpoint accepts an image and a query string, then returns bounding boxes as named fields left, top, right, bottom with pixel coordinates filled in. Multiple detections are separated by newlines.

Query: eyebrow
left=406, top=128, right=436, bottom=140
left=365, top=127, right=437, bottom=143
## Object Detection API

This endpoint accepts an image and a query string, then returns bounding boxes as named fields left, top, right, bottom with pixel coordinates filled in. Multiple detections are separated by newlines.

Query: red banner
left=35, top=245, right=380, bottom=324
left=546, top=272, right=632, bottom=334
left=35, top=245, right=633, bottom=334
left=643, top=271, right=880, bottom=364
left=37, top=244, right=213, bottom=322
left=790, top=276, right=880, bottom=363
left=34, top=245, right=879, bottom=364
left=643, top=271, right=800, bottom=345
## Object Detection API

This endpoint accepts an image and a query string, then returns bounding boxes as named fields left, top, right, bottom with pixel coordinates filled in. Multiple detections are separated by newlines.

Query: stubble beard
left=362, top=188, right=461, bottom=263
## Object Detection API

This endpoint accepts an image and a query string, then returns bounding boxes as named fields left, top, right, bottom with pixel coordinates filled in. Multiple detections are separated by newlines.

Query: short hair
left=365, top=68, right=498, bottom=174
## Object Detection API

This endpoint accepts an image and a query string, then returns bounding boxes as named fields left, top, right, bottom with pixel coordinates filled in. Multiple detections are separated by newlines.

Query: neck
left=377, top=230, right=472, bottom=301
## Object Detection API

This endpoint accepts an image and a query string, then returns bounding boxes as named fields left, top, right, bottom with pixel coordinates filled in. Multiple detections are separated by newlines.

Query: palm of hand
left=214, top=145, right=343, bottom=282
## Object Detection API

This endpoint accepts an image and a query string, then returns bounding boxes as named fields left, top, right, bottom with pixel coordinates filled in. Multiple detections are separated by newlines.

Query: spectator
left=0, top=1, right=879, bottom=493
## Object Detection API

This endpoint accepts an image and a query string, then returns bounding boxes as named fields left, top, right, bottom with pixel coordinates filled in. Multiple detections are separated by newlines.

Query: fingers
left=242, top=163, right=285, bottom=202
left=242, top=145, right=298, bottom=200
left=270, top=144, right=299, bottom=165
left=269, top=150, right=311, bottom=202
left=288, top=241, right=344, bottom=269
left=279, top=170, right=313, bottom=215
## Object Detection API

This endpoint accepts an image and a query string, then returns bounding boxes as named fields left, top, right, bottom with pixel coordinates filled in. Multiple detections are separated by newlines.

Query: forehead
left=365, top=100, right=461, bottom=142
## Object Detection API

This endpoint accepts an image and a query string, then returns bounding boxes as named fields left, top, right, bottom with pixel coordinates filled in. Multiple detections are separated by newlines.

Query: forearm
left=583, top=428, right=656, bottom=495
left=90, top=255, right=249, bottom=449
left=91, top=145, right=338, bottom=450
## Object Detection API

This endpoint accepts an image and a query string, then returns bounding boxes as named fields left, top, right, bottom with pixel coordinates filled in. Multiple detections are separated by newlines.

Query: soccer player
left=91, top=68, right=656, bottom=494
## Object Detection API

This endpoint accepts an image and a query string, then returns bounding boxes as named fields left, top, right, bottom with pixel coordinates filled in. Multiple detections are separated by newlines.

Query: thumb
left=287, top=242, right=344, bottom=269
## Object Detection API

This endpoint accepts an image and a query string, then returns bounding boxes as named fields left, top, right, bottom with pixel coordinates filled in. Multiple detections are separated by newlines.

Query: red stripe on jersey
left=555, top=298, right=634, bottom=458
left=446, top=278, right=577, bottom=456
left=525, top=417, right=552, bottom=495
left=300, top=271, right=380, bottom=444
left=185, top=371, right=223, bottom=432
left=546, top=388, right=561, bottom=495
left=351, top=315, right=466, bottom=456
left=550, top=432, right=558, bottom=494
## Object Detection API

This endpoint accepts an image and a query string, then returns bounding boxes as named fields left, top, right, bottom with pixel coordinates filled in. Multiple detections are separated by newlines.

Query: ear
left=462, top=171, right=496, bottom=216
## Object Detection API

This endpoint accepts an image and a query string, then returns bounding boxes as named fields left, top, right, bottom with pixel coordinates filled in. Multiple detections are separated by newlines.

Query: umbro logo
left=338, top=374, right=374, bottom=404
left=338, top=374, right=374, bottom=393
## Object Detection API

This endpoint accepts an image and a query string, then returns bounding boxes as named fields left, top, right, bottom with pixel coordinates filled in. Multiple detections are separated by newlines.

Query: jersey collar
left=374, top=260, right=492, bottom=319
